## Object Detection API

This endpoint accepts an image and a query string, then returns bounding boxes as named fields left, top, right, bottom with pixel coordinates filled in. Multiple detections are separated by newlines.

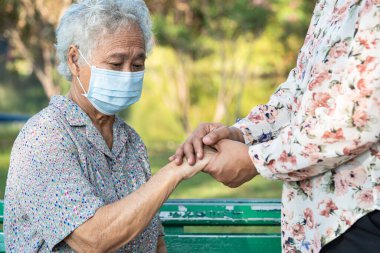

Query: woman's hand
left=65, top=147, right=216, bottom=253
left=174, top=146, right=216, bottom=180
left=169, top=123, right=244, bottom=166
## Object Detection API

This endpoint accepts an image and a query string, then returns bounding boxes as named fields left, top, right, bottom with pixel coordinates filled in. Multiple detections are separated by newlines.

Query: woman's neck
left=67, top=85, right=115, bottom=149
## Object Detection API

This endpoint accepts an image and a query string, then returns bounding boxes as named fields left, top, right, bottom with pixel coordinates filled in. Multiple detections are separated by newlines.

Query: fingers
left=202, top=126, right=230, bottom=145
left=173, top=145, right=185, bottom=165
left=171, top=122, right=226, bottom=166
left=193, top=136, right=204, bottom=160
left=183, top=141, right=196, bottom=165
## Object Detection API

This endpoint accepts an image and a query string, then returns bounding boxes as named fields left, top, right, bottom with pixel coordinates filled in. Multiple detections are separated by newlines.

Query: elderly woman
left=4, top=0, right=214, bottom=252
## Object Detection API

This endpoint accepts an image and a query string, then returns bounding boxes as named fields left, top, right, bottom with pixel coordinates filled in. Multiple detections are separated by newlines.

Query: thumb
left=202, top=127, right=230, bottom=145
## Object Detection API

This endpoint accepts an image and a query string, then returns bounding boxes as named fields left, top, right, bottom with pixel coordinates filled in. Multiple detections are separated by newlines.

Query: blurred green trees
left=0, top=0, right=316, bottom=145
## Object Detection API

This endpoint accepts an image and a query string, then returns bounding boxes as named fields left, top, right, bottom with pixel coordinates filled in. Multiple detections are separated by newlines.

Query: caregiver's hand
left=170, top=123, right=244, bottom=166
left=204, top=139, right=257, bottom=188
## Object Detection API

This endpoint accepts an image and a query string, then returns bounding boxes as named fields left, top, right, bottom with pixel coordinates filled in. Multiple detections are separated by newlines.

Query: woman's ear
left=67, top=45, right=80, bottom=77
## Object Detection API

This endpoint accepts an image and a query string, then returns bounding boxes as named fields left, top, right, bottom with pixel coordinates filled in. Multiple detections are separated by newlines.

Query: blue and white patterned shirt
left=5, top=95, right=161, bottom=252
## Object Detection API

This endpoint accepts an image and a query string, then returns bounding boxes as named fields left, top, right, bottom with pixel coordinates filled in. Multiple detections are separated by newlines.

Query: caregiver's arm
left=64, top=152, right=213, bottom=253
left=171, top=66, right=300, bottom=166
left=248, top=4, right=380, bottom=182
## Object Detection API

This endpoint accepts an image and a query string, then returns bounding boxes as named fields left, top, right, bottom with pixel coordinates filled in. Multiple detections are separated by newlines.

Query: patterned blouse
left=4, top=96, right=161, bottom=252
left=234, top=0, right=380, bottom=252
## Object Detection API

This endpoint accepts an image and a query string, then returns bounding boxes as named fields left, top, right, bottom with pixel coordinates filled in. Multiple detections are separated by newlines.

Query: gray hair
left=56, top=0, right=153, bottom=80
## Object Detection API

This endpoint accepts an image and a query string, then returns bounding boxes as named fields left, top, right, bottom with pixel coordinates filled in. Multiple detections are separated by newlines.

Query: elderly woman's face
left=78, top=24, right=146, bottom=90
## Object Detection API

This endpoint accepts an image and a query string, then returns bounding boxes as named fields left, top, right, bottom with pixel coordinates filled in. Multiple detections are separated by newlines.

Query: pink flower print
left=322, top=128, right=345, bottom=143
left=340, top=211, right=353, bottom=226
left=304, top=208, right=314, bottom=228
left=363, top=0, right=380, bottom=15
left=359, top=37, right=371, bottom=49
left=300, top=179, right=313, bottom=198
left=301, top=144, right=320, bottom=157
left=291, top=223, right=306, bottom=241
left=311, top=233, right=322, bottom=253
left=338, top=162, right=367, bottom=187
left=357, top=56, right=376, bottom=74
left=284, top=242, right=297, bottom=253
left=278, top=151, right=297, bottom=165
left=334, top=170, right=349, bottom=196
left=308, top=92, right=334, bottom=115
left=352, top=110, right=369, bottom=130
left=267, top=159, right=276, bottom=171
left=357, top=78, right=373, bottom=97
left=248, top=112, right=264, bottom=124
left=330, top=80, right=343, bottom=96
left=326, top=227, right=335, bottom=238
left=318, top=198, right=338, bottom=217
left=346, top=167, right=367, bottom=187
left=308, top=66, right=331, bottom=91
left=255, top=105, right=279, bottom=124
left=328, top=40, right=349, bottom=60
left=330, top=2, right=351, bottom=24
left=356, top=189, right=374, bottom=209
left=301, top=143, right=321, bottom=163
left=286, top=188, right=297, bottom=202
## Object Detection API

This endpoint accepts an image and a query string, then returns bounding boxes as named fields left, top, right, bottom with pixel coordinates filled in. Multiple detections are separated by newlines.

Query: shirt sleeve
left=13, top=115, right=105, bottom=251
left=248, top=4, right=380, bottom=182
left=233, top=68, right=297, bottom=144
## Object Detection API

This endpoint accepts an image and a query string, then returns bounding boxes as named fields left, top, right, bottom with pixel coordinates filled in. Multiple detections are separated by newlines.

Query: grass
left=0, top=125, right=283, bottom=200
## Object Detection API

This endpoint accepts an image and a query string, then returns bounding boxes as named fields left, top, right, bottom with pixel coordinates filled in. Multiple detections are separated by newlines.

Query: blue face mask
left=76, top=50, right=144, bottom=115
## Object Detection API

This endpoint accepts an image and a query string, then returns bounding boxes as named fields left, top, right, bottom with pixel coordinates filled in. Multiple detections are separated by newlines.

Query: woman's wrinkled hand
left=169, top=123, right=244, bottom=166
left=174, top=146, right=216, bottom=180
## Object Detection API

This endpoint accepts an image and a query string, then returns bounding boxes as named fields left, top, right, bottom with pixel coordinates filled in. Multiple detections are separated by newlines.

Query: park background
left=0, top=0, right=316, bottom=200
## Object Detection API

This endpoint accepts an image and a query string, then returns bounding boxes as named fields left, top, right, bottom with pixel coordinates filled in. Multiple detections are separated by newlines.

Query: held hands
left=169, top=123, right=245, bottom=166
left=170, top=123, right=258, bottom=187
left=203, top=139, right=257, bottom=188
left=173, top=146, right=217, bottom=181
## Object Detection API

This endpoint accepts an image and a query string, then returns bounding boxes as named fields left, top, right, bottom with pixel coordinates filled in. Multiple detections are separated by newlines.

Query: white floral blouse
left=234, top=0, right=380, bottom=252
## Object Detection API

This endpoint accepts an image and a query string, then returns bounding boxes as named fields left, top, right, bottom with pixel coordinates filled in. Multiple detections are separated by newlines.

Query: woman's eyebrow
left=134, top=52, right=146, bottom=60
left=106, top=52, right=146, bottom=60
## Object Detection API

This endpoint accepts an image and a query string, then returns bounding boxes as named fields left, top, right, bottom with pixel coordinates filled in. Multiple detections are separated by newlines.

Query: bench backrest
left=0, top=199, right=282, bottom=253
left=160, top=199, right=281, bottom=252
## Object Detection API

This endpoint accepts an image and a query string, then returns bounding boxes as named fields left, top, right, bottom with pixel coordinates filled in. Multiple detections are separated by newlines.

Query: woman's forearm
left=65, top=162, right=181, bottom=252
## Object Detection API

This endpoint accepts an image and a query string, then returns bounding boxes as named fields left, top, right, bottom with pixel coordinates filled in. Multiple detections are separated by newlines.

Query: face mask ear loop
left=76, top=49, right=91, bottom=96
left=77, top=49, right=91, bottom=67
left=76, top=76, right=88, bottom=97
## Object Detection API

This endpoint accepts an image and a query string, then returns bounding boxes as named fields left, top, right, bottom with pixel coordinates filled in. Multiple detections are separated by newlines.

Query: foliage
left=0, top=0, right=316, bottom=142
left=0, top=0, right=72, bottom=98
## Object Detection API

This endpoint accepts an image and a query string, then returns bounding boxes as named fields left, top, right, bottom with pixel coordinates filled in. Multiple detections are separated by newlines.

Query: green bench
left=0, top=199, right=281, bottom=253
left=160, top=199, right=281, bottom=252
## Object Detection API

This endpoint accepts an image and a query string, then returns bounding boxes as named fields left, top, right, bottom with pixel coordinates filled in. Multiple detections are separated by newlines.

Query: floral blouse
left=234, top=0, right=380, bottom=252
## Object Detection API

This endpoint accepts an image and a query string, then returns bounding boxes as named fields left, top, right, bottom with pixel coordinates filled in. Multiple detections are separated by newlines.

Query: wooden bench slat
left=160, top=199, right=281, bottom=226
left=160, top=199, right=282, bottom=252
left=0, top=201, right=3, bottom=223
left=164, top=233, right=281, bottom=253
left=0, top=233, right=4, bottom=253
